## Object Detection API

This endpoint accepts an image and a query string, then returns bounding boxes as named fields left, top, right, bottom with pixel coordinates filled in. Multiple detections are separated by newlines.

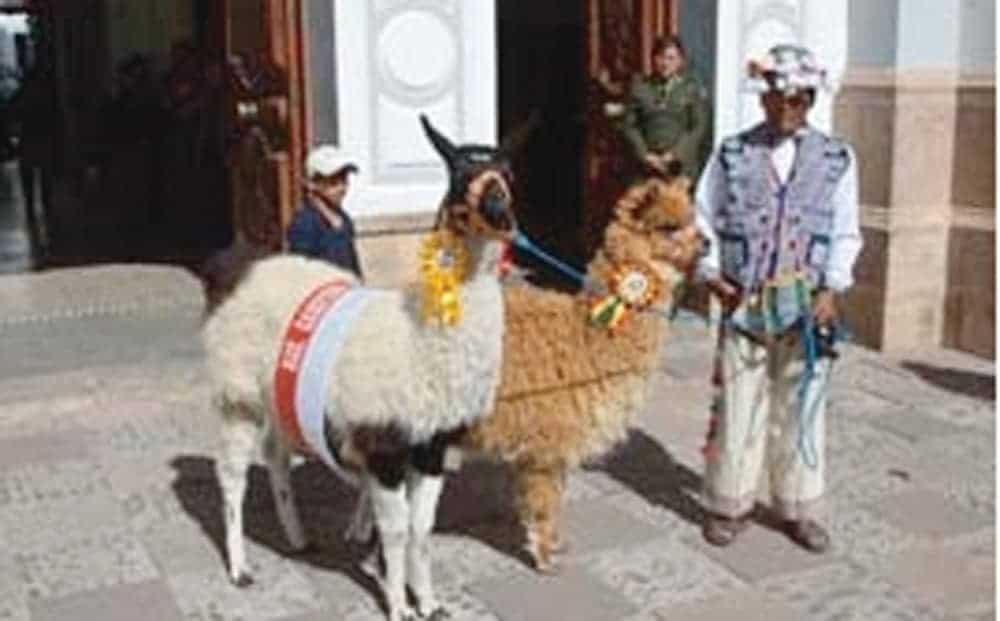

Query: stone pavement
left=0, top=265, right=994, bottom=621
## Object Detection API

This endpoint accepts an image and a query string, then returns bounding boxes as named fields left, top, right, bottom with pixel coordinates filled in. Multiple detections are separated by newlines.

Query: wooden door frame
left=221, top=0, right=309, bottom=248
left=638, top=0, right=678, bottom=73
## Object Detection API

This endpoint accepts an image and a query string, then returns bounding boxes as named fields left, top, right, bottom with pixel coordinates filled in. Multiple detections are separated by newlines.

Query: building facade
left=229, top=0, right=995, bottom=357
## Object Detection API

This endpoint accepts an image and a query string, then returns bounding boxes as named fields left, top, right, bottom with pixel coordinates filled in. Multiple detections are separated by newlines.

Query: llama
left=203, top=116, right=518, bottom=621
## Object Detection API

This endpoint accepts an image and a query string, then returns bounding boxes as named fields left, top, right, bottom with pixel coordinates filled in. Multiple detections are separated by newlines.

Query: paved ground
left=0, top=265, right=994, bottom=620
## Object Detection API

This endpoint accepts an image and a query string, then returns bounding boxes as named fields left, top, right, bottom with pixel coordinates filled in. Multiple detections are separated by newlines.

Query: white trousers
left=702, top=327, right=829, bottom=521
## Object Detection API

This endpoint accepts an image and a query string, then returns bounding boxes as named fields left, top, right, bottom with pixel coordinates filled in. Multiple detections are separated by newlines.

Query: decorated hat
left=305, top=145, right=359, bottom=178
left=743, top=44, right=830, bottom=95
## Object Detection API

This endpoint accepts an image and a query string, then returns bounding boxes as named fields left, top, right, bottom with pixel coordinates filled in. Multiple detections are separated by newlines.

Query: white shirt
left=694, top=132, right=862, bottom=292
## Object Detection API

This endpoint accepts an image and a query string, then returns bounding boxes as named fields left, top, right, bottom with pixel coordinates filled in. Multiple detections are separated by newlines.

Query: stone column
left=835, top=0, right=994, bottom=356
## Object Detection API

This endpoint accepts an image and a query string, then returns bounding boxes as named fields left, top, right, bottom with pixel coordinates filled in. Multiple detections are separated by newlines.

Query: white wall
left=959, top=0, right=996, bottom=73
left=896, top=0, right=961, bottom=70
left=847, top=0, right=897, bottom=68
left=846, top=0, right=993, bottom=73
left=333, top=0, right=497, bottom=219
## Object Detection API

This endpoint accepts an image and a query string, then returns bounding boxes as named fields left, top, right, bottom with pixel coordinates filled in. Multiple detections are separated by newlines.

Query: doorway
left=0, top=0, right=232, bottom=272
left=498, top=1, right=587, bottom=287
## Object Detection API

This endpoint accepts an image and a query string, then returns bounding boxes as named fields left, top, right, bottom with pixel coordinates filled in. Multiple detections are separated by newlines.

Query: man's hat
left=305, top=145, right=359, bottom=178
left=743, top=44, right=830, bottom=95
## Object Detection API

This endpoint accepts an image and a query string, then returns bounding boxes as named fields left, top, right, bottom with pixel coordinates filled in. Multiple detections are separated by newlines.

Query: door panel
left=223, top=0, right=304, bottom=250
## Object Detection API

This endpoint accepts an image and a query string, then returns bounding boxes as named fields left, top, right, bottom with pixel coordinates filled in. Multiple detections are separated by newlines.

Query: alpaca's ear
left=420, top=114, right=458, bottom=167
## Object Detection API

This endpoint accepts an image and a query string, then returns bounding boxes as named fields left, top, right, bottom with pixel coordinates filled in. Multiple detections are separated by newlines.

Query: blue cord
left=512, top=230, right=593, bottom=288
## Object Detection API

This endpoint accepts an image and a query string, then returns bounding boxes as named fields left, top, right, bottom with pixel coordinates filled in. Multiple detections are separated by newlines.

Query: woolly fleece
left=203, top=239, right=507, bottom=443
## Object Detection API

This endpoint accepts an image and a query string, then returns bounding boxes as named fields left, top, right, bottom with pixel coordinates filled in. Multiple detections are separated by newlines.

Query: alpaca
left=347, top=176, right=704, bottom=573
left=463, top=175, right=704, bottom=572
left=203, top=116, right=518, bottom=621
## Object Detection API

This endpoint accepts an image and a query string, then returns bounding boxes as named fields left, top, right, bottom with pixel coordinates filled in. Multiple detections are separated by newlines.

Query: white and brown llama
left=202, top=116, right=519, bottom=621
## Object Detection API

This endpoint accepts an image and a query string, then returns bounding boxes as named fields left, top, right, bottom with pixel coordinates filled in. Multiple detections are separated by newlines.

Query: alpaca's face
left=628, top=178, right=704, bottom=278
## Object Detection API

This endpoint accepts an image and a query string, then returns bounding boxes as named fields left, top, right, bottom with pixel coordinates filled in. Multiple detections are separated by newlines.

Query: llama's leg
left=218, top=414, right=259, bottom=586
left=406, top=438, right=449, bottom=619
left=262, top=428, right=308, bottom=552
left=514, top=465, right=566, bottom=574
left=367, top=451, right=415, bottom=621
left=345, top=484, right=375, bottom=544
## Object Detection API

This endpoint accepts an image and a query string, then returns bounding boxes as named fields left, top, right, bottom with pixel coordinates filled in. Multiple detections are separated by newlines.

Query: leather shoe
left=702, top=513, right=750, bottom=547
left=784, top=519, right=830, bottom=553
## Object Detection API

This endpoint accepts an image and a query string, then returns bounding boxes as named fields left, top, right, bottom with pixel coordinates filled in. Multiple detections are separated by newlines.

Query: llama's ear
left=498, top=109, right=541, bottom=159
left=420, top=114, right=458, bottom=167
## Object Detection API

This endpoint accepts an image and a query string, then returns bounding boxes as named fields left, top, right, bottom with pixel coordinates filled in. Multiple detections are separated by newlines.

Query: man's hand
left=643, top=153, right=666, bottom=174
left=706, top=277, right=741, bottom=313
left=812, top=289, right=838, bottom=327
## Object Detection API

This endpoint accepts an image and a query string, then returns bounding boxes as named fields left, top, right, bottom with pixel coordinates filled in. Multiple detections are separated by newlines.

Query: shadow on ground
left=170, top=432, right=709, bottom=590
left=588, top=429, right=705, bottom=526
left=902, top=361, right=995, bottom=401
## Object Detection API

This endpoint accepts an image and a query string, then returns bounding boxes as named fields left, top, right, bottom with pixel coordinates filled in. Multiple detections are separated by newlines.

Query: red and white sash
left=273, top=280, right=371, bottom=473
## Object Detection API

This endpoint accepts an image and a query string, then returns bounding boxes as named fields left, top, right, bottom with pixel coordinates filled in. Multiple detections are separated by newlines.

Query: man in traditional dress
left=694, top=44, right=862, bottom=552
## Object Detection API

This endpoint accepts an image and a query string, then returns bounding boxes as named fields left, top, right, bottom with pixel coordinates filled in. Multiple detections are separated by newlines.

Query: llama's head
left=598, top=175, right=705, bottom=296
left=420, top=115, right=518, bottom=239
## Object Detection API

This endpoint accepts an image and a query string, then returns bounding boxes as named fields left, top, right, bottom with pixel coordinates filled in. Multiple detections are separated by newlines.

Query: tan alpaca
left=463, top=175, right=703, bottom=572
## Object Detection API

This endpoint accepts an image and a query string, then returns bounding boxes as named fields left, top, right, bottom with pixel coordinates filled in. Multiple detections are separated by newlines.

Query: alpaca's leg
left=514, top=465, right=566, bottom=574
left=406, top=439, right=448, bottom=618
left=367, top=463, right=415, bottom=621
left=262, top=428, right=308, bottom=552
left=549, top=467, right=570, bottom=555
left=218, top=415, right=259, bottom=586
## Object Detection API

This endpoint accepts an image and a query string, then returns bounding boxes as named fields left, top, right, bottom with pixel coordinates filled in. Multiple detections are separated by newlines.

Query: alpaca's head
left=421, top=115, right=518, bottom=239
left=598, top=176, right=705, bottom=296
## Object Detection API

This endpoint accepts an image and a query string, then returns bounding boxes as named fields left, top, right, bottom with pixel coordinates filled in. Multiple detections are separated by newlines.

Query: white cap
left=743, top=44, right=830, bottom=95
left=305, top=145, right=358, bottom=178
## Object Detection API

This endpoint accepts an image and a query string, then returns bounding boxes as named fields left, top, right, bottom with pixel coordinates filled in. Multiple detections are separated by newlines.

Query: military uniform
left=621, top=72, right=710, bottom=180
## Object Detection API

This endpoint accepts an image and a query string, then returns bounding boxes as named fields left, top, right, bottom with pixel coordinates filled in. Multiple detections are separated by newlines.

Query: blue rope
left=797, top=315, right=821, bottom=469
left=512, top=230, right=594, bottom=289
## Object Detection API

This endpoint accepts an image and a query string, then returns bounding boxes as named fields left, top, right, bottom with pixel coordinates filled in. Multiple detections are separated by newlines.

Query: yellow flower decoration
left=418, top=230, right=470, bottom=327
left=590, top=260, right=664, bottom=331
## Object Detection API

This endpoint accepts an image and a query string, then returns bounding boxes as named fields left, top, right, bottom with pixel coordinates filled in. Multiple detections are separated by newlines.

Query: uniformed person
left=621, top=35, right=710, bottom=181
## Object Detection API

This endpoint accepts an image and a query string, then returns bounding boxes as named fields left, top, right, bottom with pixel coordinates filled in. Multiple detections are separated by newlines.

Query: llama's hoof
left=422, top=606, right=451, bottom=620
left=389, top=604, right=418, bottom=621
left=291, top=541, right=318, bottom=556
left=359, top=548, right=381, bottom=579
left=232, top=572, right=255, bottom=588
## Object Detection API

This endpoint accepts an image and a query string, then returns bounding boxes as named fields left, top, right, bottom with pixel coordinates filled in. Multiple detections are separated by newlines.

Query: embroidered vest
left=715, top=124, right=850, bottom=293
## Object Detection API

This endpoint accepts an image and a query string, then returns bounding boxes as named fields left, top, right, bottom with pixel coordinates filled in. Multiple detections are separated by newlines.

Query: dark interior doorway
left=497, top=1, right=587, bottom=288
left=0, top=0, right=231, bottom=273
